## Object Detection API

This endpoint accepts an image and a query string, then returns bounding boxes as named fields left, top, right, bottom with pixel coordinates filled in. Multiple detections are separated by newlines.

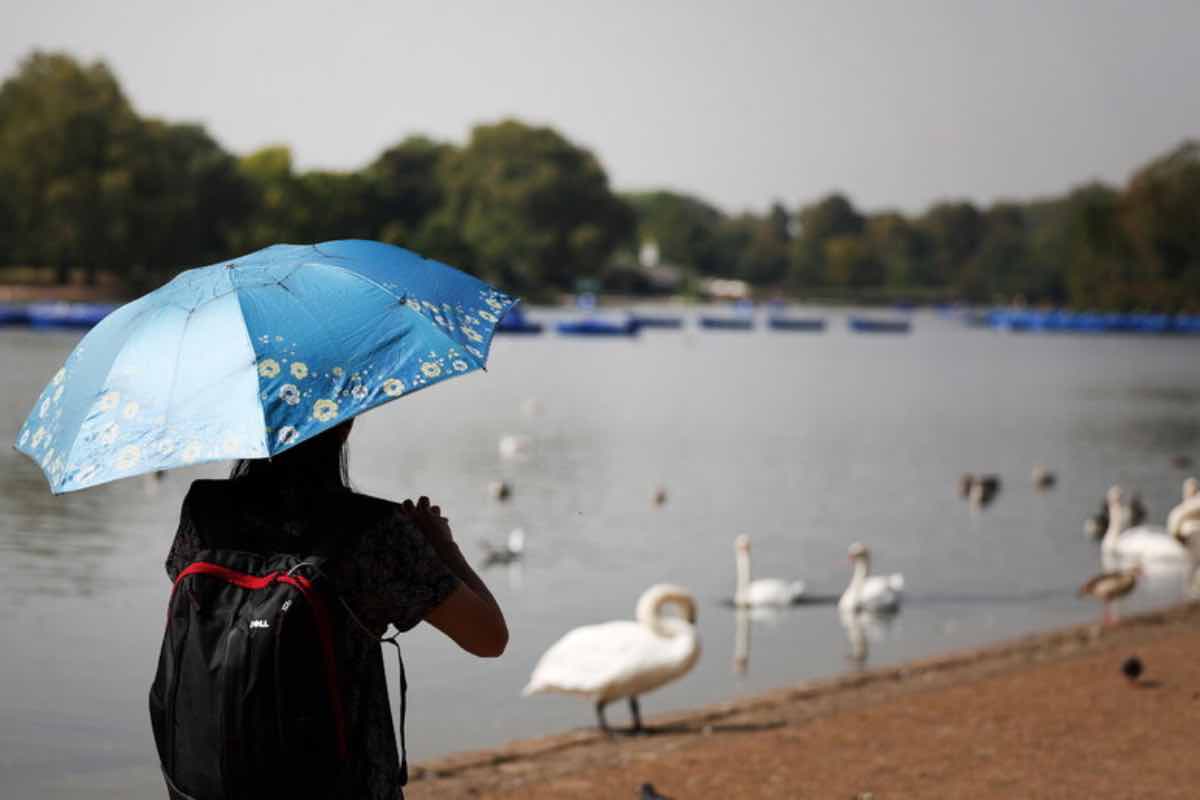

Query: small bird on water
left=959, top=473, right=1001, bottom=508
left=1032, top=465, right=1056, bottom=491
left=651, top=484, right=668, bottom=508
left=480, top=528, right=525, bottom=566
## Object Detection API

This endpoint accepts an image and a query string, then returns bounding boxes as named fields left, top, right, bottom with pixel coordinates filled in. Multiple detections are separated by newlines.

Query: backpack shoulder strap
left=381, top=632, right=409, bottom=786
left=291, top=558, right=410, bottom=787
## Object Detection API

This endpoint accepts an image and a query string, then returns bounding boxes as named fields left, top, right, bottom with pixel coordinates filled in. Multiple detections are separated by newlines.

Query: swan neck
left=851, top=558, right=869, bottom=586
left=735, top=548, right=751, bottom=596
left=1103, top=502, right=1125, bottom=549
left=636, top=585, right=696, bottom=637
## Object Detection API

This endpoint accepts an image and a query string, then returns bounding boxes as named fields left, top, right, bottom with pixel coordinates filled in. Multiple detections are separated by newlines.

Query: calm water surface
left=2, top=309, right=1198, bottom=798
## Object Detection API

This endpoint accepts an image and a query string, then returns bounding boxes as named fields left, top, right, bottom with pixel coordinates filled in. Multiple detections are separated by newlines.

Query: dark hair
left=230, top=421, right=353, bottom=498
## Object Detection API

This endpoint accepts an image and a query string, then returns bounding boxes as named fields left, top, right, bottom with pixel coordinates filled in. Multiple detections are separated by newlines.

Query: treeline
left=628, top=149, right=1200, bottom=310
left=2, top=51, right=1199, bottom=310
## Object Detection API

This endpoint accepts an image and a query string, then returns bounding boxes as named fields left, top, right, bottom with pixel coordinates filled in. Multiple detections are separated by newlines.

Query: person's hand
left=401, top=496, right=456, bottom=551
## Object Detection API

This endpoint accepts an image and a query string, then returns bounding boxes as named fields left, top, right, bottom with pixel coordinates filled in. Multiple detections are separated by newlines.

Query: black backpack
left=148, top=548, right=408, bottom=799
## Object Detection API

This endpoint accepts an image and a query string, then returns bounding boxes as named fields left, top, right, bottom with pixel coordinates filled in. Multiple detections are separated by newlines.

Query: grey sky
left=3, top=0, right=1198, bottom=214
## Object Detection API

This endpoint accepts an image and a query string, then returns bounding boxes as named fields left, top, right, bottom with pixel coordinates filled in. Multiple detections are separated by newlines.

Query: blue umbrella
left=14, top=240, right=518, bottom=493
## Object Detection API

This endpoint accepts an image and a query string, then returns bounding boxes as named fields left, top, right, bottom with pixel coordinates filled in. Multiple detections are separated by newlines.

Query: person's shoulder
left=340, top=491, right=407, bottom=523
left=183, top=478, right=238, bottom=508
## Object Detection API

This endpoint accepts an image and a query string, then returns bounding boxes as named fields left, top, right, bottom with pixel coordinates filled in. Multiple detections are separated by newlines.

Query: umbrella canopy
left=14, top=240, right=517, bottom=493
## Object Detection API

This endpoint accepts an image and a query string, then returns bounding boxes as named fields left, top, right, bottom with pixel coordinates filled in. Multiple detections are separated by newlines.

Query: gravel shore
left=410, top=602, right=1200, bottom=799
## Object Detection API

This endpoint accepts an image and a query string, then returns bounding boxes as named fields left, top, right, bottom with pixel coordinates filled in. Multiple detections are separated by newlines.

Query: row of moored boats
left=0, top=302, right=119, bottom=329
left=962, top=308, right=1200, bottom=335
left=500, top=306, right=911, bottom=336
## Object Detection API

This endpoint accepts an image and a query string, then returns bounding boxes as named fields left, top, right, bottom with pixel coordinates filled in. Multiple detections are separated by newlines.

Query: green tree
left=0, top=51, right=140, bottom=281
left=1120, top=141, right=1200, bottom=310
left=959, top=204, right=1032, bottom=303
left=788, top=193, right=864, bottom=289
left=623, top=190, right=728, bottom=274
left=433, top=119, right=635, bottom=295
left=233, top=145, right=299, bottom=251
left=736, top=202, right=791, bottom=286
left=114, top=120, right=252, bottom=283
left=824, top=235, right=884, bottom=288
left=915, top=201, right=983, bottom=288
left=1058, top=184, right=1136, bottom=310
left=865, top=212, right=930, bottom=289
left=366, top=135, right=453, bottom=251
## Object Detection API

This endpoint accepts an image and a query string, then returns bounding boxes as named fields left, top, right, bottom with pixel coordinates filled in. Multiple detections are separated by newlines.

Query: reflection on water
left=1076, top=415, right=1200, bottom=454
left=733, top=608, right=751, bottom=675
left=1126, top=384, right=1200, bottom=406
left=2, top=312, right=1200, bottom=796
left=839, top=609, right=898, bottom=668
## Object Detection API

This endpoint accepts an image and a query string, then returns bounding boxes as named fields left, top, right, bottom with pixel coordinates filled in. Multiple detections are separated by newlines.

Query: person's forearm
left=435, top=541, right=504, bottom=618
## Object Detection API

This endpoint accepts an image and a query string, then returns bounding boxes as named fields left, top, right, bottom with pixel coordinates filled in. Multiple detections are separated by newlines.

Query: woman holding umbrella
left=166, top=416, right=507, bottom=798
left=16, top=240, right=517, bottom=799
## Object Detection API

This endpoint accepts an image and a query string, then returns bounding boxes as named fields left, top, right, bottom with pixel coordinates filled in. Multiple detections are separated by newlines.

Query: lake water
left=2, top=308, right=1198, bottom=798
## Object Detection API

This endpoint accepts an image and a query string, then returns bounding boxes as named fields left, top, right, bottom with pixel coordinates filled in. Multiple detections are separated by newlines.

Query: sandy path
left=410, top=603, right=1200, bottom=799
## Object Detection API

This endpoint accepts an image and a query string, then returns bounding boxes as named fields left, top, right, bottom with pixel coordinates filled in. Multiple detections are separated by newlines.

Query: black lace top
left=165, top=478, right=459, bottom=799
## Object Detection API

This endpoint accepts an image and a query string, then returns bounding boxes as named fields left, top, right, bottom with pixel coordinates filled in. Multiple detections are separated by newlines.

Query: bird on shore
left=640, top=783, right=673, bottom=800
left=1121, top=656, right=1144, bottom=684
left=480, top=528, right=525, bottom=566
left=959, top=473, right=1001, bottom=508
left=1032, top=465, right=1056, bottom=491
left=839, top=543, right=904, bottom=615
left=732, top=534, right=806, bottom=608
left=1078, top=565, right=1142, bottom=624
left=523, top=584, right=701, bottom=734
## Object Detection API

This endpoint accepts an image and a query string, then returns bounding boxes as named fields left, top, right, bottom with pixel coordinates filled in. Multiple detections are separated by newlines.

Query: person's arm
left=402, top=496, right=509, bottom=658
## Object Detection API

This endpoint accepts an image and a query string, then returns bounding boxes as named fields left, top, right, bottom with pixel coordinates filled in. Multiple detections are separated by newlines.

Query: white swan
left=1102, top=487, right=1190, bottom=564
left=838, top=542, right=904, bottom=615
left=1167, top=478, right=1200, bottom=548
left=733, top=534, right=805, bottom=607
left=523, top=584, right=701, bottom=733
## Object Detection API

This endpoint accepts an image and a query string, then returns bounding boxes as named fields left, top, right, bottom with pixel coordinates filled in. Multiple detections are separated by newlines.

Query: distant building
left=639, top=240, right=661, bottom=269
left=700, top=277, right=751, bottom=301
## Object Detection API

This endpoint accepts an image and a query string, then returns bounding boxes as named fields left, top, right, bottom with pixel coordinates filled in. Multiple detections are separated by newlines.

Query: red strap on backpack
left=172, top=562, right=349, bottom=759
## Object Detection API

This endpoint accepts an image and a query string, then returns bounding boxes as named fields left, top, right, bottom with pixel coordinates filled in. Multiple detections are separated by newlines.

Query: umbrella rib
left=272, top=277, right=353, bottom=369
left=284, top=262, right=473, bottom=368
left=57, top=300, right=175, bottom=490
left=311, top=262, right=491, bottom=372
left=161, top=307, right=196, bottom=436
left=272, top=269, right=461, bottom=376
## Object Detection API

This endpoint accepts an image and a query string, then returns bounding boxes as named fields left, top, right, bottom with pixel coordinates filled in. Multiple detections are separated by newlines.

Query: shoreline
left=411, top=601, right=1200, bottom=798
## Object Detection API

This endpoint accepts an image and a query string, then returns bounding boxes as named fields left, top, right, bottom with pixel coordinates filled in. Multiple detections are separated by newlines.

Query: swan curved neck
left=637, top=584, right=696, bottom=637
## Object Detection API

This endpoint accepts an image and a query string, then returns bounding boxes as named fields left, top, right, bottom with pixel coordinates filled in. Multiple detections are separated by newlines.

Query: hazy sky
left=3, top=1, right=1199, bottom=214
